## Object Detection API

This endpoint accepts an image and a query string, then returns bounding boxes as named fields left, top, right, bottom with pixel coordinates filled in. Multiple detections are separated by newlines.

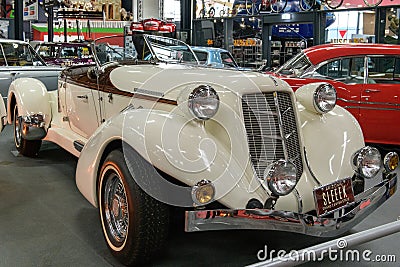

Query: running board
left=73, top=140, right=85, bottom=152
left=44, top=127, right=88, bottom=157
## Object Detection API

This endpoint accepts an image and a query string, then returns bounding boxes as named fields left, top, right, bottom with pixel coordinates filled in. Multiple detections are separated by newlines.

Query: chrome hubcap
left=104, top=173, right=128, bottom=243
left=14, top=113, right=22, bottom=147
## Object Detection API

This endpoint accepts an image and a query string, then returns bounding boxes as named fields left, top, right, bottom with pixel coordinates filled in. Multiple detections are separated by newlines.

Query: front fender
left=298, top=103, right=364, bottom=185
left=7, top=78, right=52, bottom=127
left=76, top=108, right=268, bottom=209
left=0, top=93, right=6, bottom=132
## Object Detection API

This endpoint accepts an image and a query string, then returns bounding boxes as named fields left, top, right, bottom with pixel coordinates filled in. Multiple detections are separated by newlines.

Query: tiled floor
left=0, top=125, right=399, bottom=266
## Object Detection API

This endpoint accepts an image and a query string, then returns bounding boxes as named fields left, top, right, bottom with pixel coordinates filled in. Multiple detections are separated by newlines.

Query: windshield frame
left=275, top=51, right=312, bottom=77
left=143, top=34, right=200, bottom=65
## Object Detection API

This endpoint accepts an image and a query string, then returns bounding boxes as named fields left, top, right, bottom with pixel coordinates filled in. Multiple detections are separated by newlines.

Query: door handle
left=77, top=95, right=88, bottom=100
left=364, top=89, right=381, bottom=93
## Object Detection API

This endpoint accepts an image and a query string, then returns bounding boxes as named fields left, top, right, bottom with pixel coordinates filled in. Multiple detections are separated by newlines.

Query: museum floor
left=0, top=125, right=399, bottom=267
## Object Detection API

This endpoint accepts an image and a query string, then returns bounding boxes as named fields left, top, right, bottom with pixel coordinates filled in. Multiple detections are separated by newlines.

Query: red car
left=271, top=43, right=400, bottom=147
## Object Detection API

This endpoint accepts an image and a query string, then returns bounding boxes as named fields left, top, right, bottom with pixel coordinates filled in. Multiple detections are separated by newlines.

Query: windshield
left=275, top=52, right=312, bottom=77
left=1, top=42, right=45, bottom=66
left=94, top=35, right=138, bottom=65
left=143, top=34, right=199, bottom=64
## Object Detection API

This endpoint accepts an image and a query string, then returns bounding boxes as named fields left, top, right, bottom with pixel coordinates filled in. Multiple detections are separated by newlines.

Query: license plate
left=313, top=178, right=355, bottom=216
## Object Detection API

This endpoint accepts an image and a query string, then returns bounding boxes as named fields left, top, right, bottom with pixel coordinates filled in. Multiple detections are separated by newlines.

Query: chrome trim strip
left=185, top=174, right=397, bottom=237
left=133, top=88, right=164, bottom=98
left=338, top=97, right=400, bottom=107
left=344, top=106, right=400, bottom=112
left=292, top=188, right=303, bottom=214
left=273, top=91, right=288, bottom=160
left=303, top=147, right=322, bottom=186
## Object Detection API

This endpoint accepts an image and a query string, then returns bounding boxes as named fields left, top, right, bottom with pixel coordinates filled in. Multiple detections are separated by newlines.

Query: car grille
left=241, top=91, right=303, bottom=181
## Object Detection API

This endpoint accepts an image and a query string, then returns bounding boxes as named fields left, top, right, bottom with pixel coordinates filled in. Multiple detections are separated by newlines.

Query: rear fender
left=7, top=78, right=52, bottom=128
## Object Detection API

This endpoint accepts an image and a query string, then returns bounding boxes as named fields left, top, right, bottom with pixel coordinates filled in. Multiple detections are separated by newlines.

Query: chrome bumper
left=185, top=173, right=397, bottom=237
left=20, top=114, right=46, bottom=140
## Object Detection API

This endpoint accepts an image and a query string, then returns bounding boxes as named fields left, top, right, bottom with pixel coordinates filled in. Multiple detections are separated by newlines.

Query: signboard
left=23, top=0, right=39, bottom=21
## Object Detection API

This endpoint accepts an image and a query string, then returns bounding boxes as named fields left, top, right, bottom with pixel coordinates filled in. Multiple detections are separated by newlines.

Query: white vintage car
left=0, top=35, right=398, bottom=266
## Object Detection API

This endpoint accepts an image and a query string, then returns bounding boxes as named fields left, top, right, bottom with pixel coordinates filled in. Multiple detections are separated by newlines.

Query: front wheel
left=98, top=149, right=170, bottom=266
left=13, top=105, right=42, bottom=157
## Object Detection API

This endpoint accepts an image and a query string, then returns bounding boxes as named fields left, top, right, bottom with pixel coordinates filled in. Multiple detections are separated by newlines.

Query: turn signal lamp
left=384, top=152, right=399, bottom=172
left=191, top=180, right=215, bottom=206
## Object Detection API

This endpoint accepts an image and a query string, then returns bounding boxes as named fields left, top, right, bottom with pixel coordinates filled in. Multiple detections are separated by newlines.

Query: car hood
left=109, top=64, right=290, bottom=100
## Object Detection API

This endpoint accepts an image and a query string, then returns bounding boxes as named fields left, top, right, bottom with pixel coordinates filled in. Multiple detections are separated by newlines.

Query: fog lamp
left=351, top=146, right=381, bottom=179
left=264, top=159, right=297, bottom=196
left=191, top=180, right=215, bottom=206
left=384, top=152, right=399, bottom=172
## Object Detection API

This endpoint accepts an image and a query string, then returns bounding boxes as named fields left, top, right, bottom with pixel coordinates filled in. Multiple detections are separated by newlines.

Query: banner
left=23, top=0, right=39, bottom=21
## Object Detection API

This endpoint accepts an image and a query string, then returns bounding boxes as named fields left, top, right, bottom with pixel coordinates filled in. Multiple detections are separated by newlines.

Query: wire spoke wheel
left=299, top=0, right=315, bottom=11
left=363, top=0, right=383, bottom=7
left=103, top=172, right=129, bottom=245
left=270, top=0, right=288, bottom=13
left=246, top=0, right=260, bottom=15
left=326, top=0, right=343, bottom=9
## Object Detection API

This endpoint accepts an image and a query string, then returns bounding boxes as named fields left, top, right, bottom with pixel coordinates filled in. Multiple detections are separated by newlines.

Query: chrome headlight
left=188, top=85, right=219, bottom=120
left=383, top=152, right=399, bottom=173
left=313, top=83, right=337, bottom=113
left=264, top=160, right=297, bottom=196
left=351, top=146, right=381, bottom=179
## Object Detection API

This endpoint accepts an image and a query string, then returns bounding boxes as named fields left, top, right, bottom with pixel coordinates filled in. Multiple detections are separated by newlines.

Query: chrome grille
left=242, top=92, right=303, bottom=180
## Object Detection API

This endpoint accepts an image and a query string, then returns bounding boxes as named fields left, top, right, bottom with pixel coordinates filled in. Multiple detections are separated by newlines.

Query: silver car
left=0, top=39, right=62, bottom=102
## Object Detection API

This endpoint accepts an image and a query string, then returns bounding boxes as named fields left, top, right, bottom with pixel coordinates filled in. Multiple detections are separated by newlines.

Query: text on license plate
left=313, top=178, right=355, bottom=216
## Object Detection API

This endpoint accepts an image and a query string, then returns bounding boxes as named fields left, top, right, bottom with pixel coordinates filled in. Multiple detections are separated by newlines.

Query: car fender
left=7, top=78, right=52, bottom=127
left=297, top=103, right=364, bottom=186
left=76, top=108, right=269, bottom=209
left=0, top=93, right=6, bottom=132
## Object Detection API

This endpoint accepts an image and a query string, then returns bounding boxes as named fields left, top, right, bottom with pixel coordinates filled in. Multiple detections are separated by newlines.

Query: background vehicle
left=34, top=41, right=94, bottom=66
left=191, top=46, right=240, bottom=69
left=271, top=43, right=400, bottom=148
left=0, top=39, right=61, bottom=103
left=4, top=35, right=398, bottom=266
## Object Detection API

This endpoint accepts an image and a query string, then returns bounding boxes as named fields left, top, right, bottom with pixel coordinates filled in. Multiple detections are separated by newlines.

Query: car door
left=359, top=56, right=400, bottom=145
left=0, top=43, right=13, bottom=100
left=64, top=66, right=102, bottom=139
left=302, top=57, right=365, bottom=121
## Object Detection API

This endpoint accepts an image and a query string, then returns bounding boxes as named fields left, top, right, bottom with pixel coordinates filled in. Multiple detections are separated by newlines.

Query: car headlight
left=351, top=146, right=381, bottom=179
left=313, top=83, right=337, bottom=113
left=264, top=159, right=297, bottom=196
left=188, top=85, right=219, bottom=120
left=295, top=82, right=337, bottom=114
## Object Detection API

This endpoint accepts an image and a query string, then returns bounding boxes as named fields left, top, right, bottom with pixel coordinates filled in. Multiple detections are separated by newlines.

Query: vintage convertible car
left=0, top=38, right=62, bottom=103
left=1, top=35, right=398, bottom=265
left=270, top=43, right=400, bottom=148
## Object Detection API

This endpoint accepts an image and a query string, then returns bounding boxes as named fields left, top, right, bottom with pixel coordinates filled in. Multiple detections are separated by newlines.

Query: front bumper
left=20, top=114, right=46, bottom=140
left=185, top=173, right=397, bottom=237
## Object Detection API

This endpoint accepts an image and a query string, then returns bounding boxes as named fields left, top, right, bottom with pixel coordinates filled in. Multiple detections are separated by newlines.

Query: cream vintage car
left=0, top=35, right=398, bottom=266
